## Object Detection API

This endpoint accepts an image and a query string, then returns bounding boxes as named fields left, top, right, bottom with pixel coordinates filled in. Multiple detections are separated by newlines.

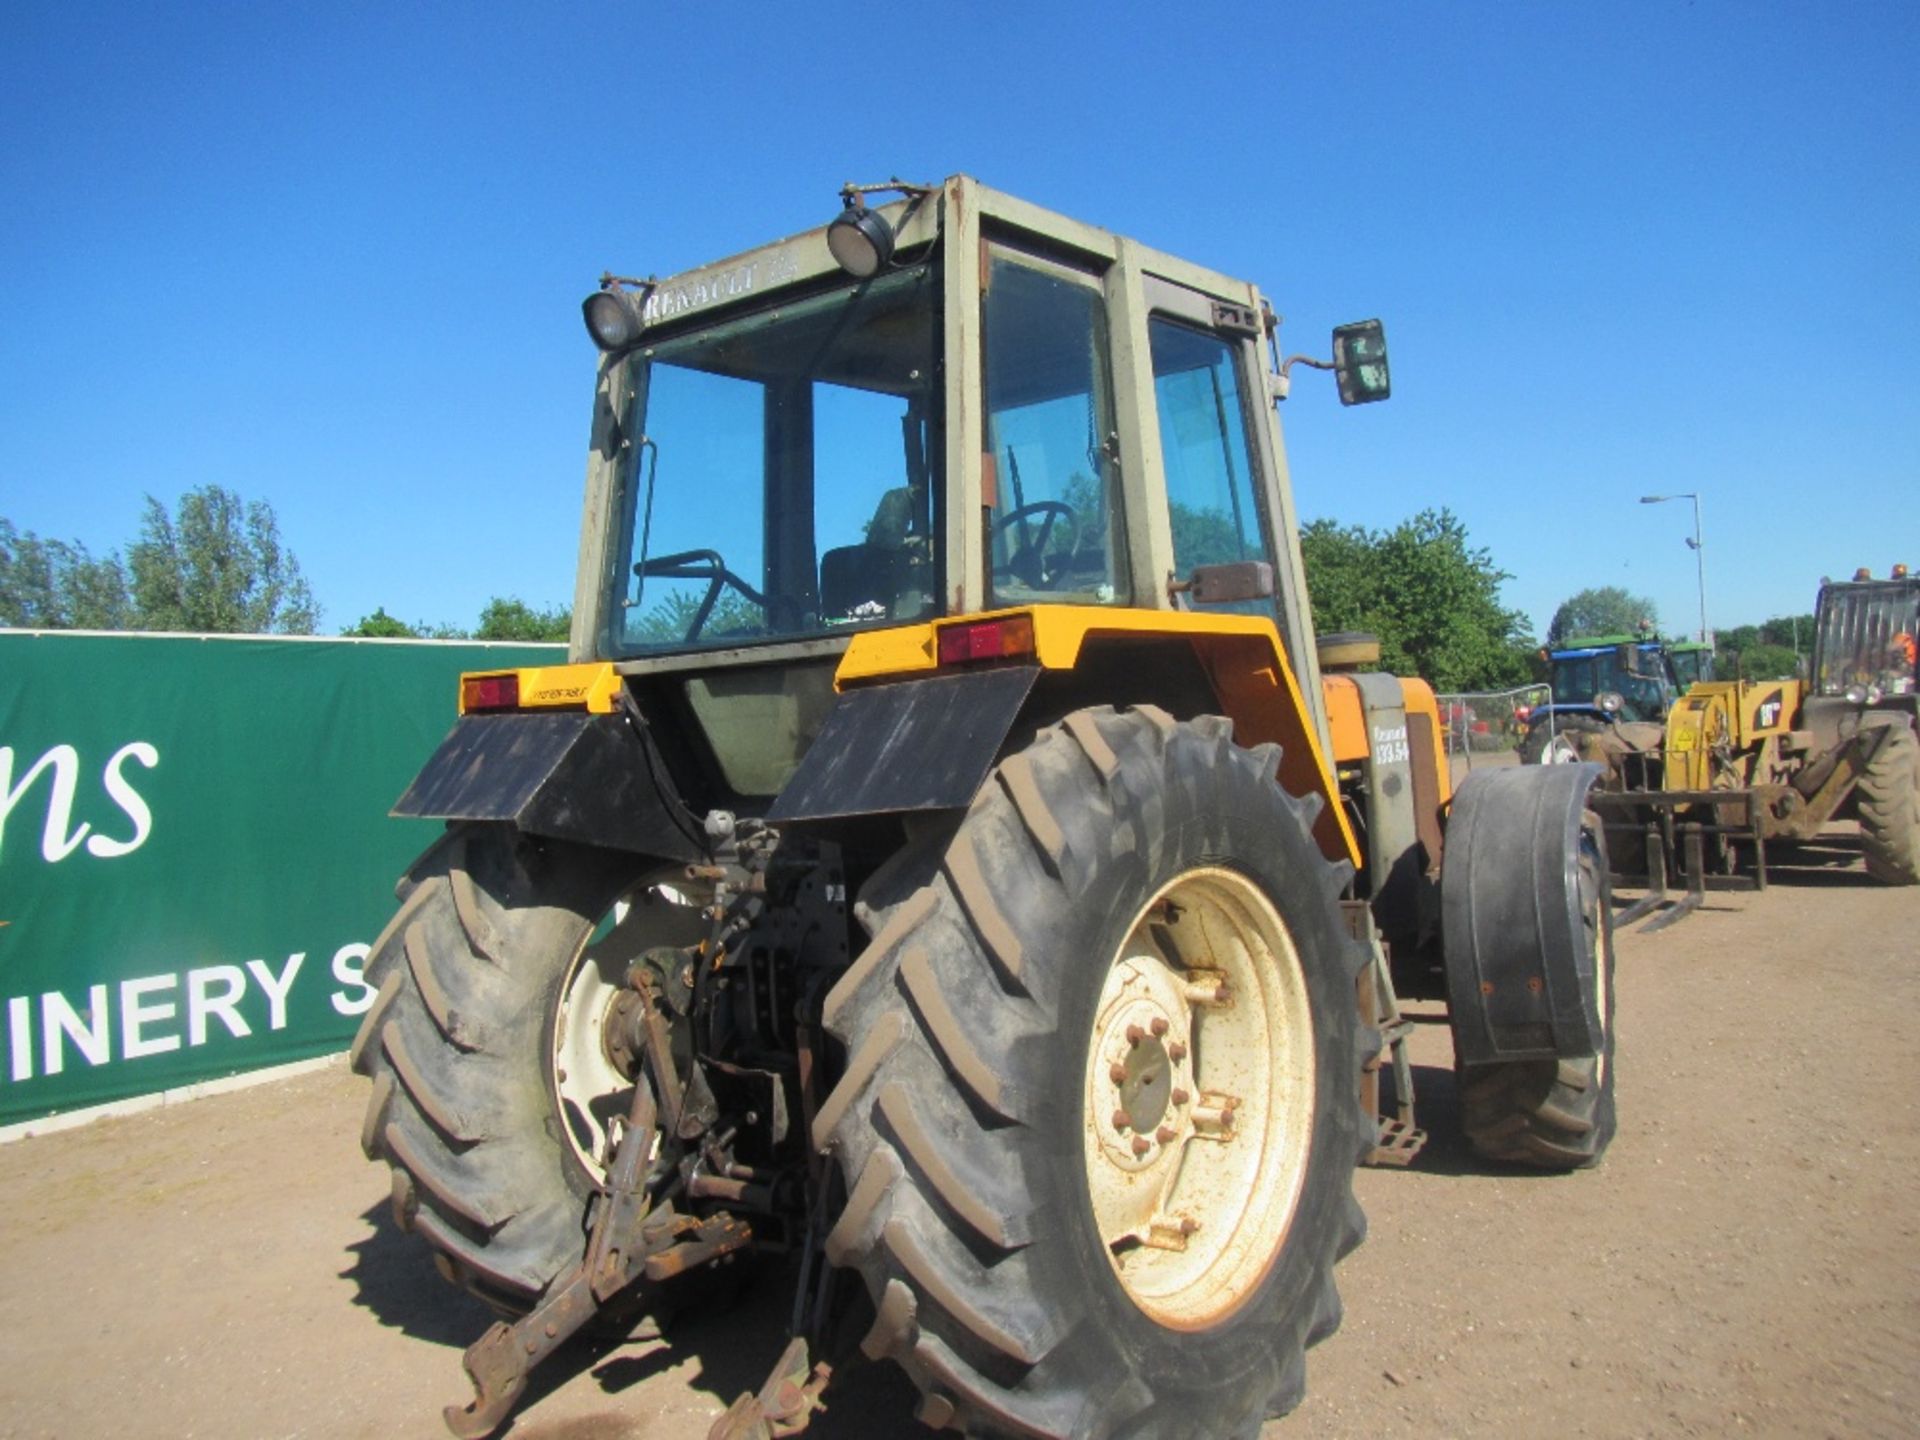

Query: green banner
left=0, top=632, right=562, bottom=1125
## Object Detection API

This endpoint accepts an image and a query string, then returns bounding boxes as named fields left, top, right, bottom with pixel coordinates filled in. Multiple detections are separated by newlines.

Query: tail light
left=936, top=614, right=1036, bottom=667
left=461, top=673, right=521, bottom=713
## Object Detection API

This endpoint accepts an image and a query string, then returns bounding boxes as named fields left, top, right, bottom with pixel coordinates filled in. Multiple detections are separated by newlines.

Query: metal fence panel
left=1435, top=684, right=1552, bottom=770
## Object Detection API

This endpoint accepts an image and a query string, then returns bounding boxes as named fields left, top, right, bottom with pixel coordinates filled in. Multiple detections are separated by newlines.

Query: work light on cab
left=582, top=288, right=643, bottom=352
left=826, top=204, right=894, bottom=278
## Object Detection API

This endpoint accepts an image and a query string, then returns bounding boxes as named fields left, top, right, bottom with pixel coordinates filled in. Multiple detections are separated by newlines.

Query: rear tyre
left=816, top=707, right=1371, bottom=1438
left=1457, top=811, right=1616, bottom=1169
left=1859, top=723, right=1920, bottom=886
left=349, top=824, right=695, bottom=1310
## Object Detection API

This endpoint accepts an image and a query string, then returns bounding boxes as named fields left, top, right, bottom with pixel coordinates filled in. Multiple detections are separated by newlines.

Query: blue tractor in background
left=1520, top=634, right=1688, bottom=764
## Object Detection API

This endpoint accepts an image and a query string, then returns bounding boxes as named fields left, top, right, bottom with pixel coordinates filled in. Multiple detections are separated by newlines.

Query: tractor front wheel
left=1457, top=810, right=1617, bottom=1169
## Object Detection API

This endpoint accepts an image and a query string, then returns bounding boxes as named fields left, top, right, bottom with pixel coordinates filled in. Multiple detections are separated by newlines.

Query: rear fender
left=393, top=711, right=705, bottom=862
left=1441, top=762, right=1607, bottom=1064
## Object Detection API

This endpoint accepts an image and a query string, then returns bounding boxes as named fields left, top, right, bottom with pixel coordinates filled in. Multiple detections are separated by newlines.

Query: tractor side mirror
left=1188, top=561, right=1275, bottom=605
left=1332, top=320, right=1391, bottom=406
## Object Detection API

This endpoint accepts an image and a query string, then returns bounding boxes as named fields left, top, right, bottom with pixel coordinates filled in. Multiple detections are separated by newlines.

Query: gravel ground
left=0, top=832, right=1914, bottom=1440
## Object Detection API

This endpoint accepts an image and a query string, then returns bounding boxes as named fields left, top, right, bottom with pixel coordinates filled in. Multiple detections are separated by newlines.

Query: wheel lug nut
left=1125, top=1023, right=1145, bottom=1045
left=1150, top=1016, right=1169, bottom=1037
left=1130, top=1135, right=1152, bottom=1157
left=1156, top=1124, right=1178, bottom=1144
left=1171, top=1087, right=1190, bottom=1105
left=1111, top=1108, right=1131, bottom=1132
left=1168, top=1041, right=1188, bottom=1062
left=1109, top=1062, right=1128, bottom=1084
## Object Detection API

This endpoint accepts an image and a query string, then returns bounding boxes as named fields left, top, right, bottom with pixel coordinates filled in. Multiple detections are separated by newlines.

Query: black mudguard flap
left=767, top=666, right=1040, bottom=825
left=1442, top=762, right=1607, bottom=1065
left=393, top=712, right=703, bottom=862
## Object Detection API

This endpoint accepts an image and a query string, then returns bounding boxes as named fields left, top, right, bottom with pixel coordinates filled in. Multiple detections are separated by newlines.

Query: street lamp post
left=1640, top=492, right=1711, bottom=648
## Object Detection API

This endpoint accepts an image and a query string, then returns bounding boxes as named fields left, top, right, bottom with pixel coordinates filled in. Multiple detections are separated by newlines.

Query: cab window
left=980, top=252, right=1128, bottom=605
left=1149, top=317, right=1276, bottom=619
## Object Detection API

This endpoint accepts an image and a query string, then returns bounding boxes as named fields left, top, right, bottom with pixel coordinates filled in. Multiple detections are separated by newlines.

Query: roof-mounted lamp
left=825, top=179, right=933, bottom=279
left=581, top=273, right=653, bottom=353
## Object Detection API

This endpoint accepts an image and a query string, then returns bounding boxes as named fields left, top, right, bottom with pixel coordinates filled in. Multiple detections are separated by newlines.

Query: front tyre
left=1457, top=810, right=1617, bottom=1169
left=815, top=708, right=1371, bottom=1439
left=1859, top=723, right=1920, bottom=885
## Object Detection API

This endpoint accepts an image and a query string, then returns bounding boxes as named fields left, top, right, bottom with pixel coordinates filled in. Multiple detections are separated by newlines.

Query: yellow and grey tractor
left=1583, top=567, right=1918, bottom=898
left=350, top=177, right=1616, bottom=1440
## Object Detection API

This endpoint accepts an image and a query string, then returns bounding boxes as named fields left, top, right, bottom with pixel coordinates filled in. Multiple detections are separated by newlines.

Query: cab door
left=1134, top=275, right=1329, bottom=751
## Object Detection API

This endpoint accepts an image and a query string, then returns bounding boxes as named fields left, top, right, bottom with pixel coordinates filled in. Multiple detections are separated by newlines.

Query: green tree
left=1300, top=508, right=1534, bottom=691
left=343, top=607, right=421, bottom=638
left=475, top=597, right=571, bottom=642
left=341, top=607, right=451, bottom=639
left=630, top=589, right=764, bottom=644
left=0, top=520, right=132, bottom=628
left=1546, top=586, right=1659, bottom=646
left=128, top=486, right=319, bottom=634
left=1169, top=502, right=1251, bottom=571
left=1727, top=642, right=1800, bottom=680
left=1758, top=614, right=1815, bottom=651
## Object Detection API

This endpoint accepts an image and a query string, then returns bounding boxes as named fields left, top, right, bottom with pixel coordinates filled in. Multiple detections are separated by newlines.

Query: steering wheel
left=636, top=549, right=767, bottom=641
left=991, top=501, right=1079, bottom=589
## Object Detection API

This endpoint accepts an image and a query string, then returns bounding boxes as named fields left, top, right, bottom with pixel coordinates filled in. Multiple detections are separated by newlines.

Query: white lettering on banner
left=45, top=985, right=111, bottom=1072
left=88, top=743, right=158, bottom=858
left=329, top=944, right=376, bottom=1016
left=0, top=745, right=90, bottom=862
left=3, top=947, right=373, bottom=1083
left=7, top=997, right=29, bottom=1082
left=0, top=741, right=159, bottom=865
left=121, top=975, right=182, bottom=1059
left=188, top=966, right=251, bottom=1045
left=246, top=953, right=304, bottom=1030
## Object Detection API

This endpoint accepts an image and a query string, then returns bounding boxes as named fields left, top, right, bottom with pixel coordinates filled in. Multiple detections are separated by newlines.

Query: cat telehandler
left=351, top=175, right=1615, bottom=1439
left=1542, top=569, right=1919, bottom=908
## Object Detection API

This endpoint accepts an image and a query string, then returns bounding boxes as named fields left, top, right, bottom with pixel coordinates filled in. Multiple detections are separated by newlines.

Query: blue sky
left=3, top=2, right=1915, bottom=644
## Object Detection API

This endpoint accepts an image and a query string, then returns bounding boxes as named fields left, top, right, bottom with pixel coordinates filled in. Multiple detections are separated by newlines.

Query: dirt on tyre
left=814, top=706, right=1372, bottom=1439
left=1859, top=722, right=1920, bottom=885
left=349, top=823, right=695, bottom=1311
left=1457, top=810, right=1617, bottom=1169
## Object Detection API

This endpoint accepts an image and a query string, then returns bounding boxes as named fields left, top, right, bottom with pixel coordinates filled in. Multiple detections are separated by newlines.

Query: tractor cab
left=1545, top=636, right=1678, bottom=722
left=1812, top=567, right=1919, bottom=707
left=1668, top=641, right=1715, bottom=689
left=365, top=176, right=1620, bottom=1440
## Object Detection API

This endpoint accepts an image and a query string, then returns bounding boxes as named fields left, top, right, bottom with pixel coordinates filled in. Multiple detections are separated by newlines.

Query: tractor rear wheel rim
left=551, top=897, right=651, bottom=1182
left=1081, top=866, right=1316, bottom=1329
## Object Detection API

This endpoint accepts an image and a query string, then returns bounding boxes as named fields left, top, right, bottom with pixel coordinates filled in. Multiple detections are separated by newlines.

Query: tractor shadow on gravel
left=341, top=1200, right=924, bottom=1437
left=1750, top=834, right=1878, bottom=889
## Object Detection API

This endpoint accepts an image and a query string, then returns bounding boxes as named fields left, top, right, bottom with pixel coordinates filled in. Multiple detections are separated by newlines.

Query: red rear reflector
left=936, top=615, right=1036, bottom=667
left=462, top=674, right=521, bottom=712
